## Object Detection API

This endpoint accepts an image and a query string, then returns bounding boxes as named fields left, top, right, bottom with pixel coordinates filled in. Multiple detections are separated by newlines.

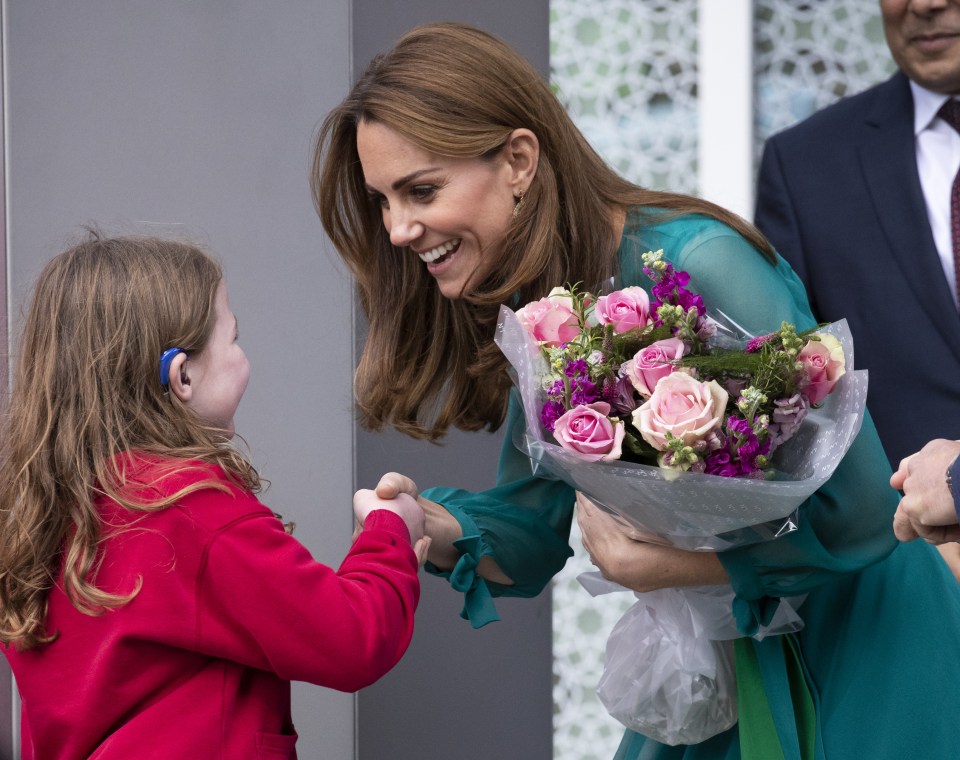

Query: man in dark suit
left=755, top=0, right=960, bottom=574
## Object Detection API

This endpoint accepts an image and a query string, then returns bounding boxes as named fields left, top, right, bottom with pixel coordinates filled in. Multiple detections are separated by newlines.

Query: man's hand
left=891, top=439, right=960, bottom=544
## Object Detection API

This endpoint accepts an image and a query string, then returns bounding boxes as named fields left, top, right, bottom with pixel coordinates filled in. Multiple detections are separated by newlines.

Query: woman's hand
left=373, top=471, right=514, bottom=584
left=576, top=492, right=728, bottom=592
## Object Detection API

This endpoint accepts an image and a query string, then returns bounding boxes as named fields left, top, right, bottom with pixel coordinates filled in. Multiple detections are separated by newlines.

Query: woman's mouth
left=418, top=239, right=461, bottom=264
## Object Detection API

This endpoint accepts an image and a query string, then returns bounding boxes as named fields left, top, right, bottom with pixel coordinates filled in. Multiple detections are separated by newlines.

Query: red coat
left=4, top=458, right=420, bottom=759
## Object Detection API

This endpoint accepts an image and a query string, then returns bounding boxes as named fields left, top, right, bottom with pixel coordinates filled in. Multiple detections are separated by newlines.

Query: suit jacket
left=755, top=71, right=960, bottom=468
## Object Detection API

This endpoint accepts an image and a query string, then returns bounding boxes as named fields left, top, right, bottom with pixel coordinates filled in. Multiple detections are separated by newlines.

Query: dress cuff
left=425, top=535, right=500, bottom=628
left=423, top=504, right=500, bottom=628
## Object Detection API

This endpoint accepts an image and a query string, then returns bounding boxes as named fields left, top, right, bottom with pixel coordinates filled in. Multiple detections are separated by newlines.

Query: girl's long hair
left=0, top=232, right=260, bottom=649
left=312, top=21, right=774, bottom=441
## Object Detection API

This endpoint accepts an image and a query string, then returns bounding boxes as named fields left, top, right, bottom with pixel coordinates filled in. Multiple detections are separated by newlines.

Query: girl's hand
left=373, top=471, right=462, bottom=569
left=576, top=492, right=728, bottom=592
left=412, top=536, right=433, bottom=568
left=354, top=489, right=425, bottom=544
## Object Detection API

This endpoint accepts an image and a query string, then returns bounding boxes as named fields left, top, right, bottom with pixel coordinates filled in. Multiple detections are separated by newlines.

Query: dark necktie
left=938, top=98, right=960, bottom=306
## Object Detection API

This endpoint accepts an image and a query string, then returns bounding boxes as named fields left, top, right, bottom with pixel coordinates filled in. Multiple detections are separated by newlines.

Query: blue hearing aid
left=159, top=347, right=185, bottom=388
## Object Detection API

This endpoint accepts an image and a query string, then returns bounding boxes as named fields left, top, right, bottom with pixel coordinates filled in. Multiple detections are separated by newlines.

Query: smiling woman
left=312, top=22, right=759, bottom=442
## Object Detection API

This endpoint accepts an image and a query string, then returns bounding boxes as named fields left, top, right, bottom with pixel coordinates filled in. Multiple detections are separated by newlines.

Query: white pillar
left=698, top=0, right=754, bottom=219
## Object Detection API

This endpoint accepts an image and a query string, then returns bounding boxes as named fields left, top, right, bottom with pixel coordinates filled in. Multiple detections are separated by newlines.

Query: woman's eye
left=368, top=193, right=388, bottom=209
left=410, top=185, right=437, bottom=201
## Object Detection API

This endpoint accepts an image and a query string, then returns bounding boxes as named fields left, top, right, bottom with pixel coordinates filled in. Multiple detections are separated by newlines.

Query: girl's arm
left=196, top=500, right=421, bottom=692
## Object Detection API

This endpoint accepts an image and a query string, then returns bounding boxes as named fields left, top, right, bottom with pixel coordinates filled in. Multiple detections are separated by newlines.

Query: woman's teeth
left=419, top=239, right=460, bottom=263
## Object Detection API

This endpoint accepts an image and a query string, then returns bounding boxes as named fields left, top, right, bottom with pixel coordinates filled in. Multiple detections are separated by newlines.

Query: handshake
left=353, top=473, right=431, bottom=565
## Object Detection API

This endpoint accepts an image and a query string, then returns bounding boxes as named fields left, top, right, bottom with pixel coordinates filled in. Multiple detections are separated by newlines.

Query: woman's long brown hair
left=312, top=22, right=774, bottom=441
left=0, top=232, right=260, bottom=649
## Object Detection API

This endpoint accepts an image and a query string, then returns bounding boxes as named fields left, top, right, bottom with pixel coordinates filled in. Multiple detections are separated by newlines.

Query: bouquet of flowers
left=497, top=249, right=867, bottom=551
left=494, top=250, right=869, bottom=745
left=520, top=249, right=845, bottom=476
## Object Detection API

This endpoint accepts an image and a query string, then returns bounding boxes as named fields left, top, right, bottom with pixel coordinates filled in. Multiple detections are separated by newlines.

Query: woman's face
left=356, top=119, right=518, bottom=299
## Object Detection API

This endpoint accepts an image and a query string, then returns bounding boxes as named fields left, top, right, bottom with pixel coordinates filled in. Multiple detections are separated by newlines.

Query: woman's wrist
left=420, top=497, right=514, bottom=584
left=614, top=544, right=728, bottom=593
left=420, top=497, right=464, bottom=569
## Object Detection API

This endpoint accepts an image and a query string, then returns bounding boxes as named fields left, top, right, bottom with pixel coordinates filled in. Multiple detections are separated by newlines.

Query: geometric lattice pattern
left=754, top=0, right=895, bottom=150
left=551, top=520, right=636, bottom=760
left=550, top=0, right=699, bottom=195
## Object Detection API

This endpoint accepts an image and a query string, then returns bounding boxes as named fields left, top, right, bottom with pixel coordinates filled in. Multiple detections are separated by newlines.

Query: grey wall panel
left=0, top=9, right=11, bottom=759
left=5, top=2, right=356, bottom=757
left=351, top=3, right=555, bottom=759
left=0, top=5, right=10, bottom=760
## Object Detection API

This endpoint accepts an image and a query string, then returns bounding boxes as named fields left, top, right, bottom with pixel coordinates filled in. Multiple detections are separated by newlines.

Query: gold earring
left=513, top=190, right=526, bottom=220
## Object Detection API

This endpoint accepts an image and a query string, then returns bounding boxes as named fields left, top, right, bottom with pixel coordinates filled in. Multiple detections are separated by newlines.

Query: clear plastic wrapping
left=496, top=306, right=866, bottom=744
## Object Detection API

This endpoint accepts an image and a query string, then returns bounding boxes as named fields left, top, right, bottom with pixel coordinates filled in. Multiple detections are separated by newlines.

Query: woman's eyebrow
left=389, top=168, right=441, bottom=191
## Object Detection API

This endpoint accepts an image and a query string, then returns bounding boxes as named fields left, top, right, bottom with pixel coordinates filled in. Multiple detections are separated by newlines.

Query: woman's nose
left=386, top=207, right=424, bottom=248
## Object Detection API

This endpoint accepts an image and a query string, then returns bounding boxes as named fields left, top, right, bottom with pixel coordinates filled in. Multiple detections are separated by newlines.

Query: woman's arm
left=577, top=492, right=728, bottom=591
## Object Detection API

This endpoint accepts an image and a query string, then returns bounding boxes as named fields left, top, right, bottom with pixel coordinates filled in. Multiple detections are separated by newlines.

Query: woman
left=313, top=21, right=960, bottom=760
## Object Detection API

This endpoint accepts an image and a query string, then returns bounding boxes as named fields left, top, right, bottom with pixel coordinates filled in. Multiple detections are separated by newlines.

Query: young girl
left=0, top=232, right=426, bottom=759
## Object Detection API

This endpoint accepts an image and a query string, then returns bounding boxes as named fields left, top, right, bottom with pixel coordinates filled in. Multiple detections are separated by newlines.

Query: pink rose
left=516, top=288, right=579, bottom=346
left=797, top=333, right=845, bottom=404
left=594, top=287, right=652, bottom=334
left=633, top=373, right=728, bottom=451
left=553, top=402, right=625, bottom=462
left=621, top=338, right=688, bottom=397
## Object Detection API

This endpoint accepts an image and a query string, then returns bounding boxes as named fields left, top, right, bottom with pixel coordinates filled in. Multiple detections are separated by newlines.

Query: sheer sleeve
left=422, top=390, right=575, bottom=628
left=642, top=219, right=899, bottom=634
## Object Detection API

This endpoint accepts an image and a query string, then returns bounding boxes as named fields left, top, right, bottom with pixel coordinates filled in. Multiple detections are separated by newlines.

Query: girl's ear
left=167, top=351, right=192, bottom=403
left=504, top=128, right=540, bottom=195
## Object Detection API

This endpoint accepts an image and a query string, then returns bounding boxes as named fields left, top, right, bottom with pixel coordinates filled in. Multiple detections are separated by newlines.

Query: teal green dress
left=424, top=210, right=960, bottom=759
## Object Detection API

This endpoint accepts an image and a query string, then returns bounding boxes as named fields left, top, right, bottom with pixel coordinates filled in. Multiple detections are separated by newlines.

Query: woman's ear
left=504, top=128, right=539, bottom=195
left=167, top=351, right=192, bottom=403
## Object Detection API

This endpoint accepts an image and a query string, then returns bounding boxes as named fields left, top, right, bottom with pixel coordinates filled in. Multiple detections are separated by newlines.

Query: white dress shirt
left=912, top=81, right=960, bottom=308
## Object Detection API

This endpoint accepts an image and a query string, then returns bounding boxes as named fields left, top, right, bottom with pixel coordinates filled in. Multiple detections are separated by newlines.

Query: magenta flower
left=745, top=332, right=778, bottom=353
left=540, top=400, right=566, bottom=432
